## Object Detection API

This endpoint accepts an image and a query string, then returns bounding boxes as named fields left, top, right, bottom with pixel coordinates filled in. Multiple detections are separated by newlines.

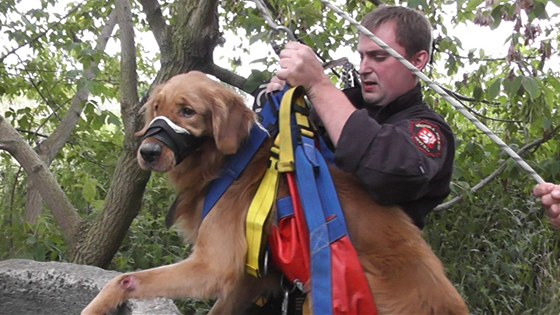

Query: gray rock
left=0, top=259, right=181, bottom=315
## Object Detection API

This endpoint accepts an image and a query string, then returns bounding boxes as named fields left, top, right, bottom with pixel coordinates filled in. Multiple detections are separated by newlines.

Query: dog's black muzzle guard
left=141, top=116, right=204, bottom=165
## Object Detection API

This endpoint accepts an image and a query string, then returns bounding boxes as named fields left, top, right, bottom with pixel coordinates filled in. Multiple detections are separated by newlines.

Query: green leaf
left=242, top=69, right=270, bottom=93
left=92, top=199, right=105, bottom=212
left=407, top=0, right=422, bottom=8
left=249, top=31, right=268, bottom=45
left=521, top=76, right=540, bottom=100
left=473, top=85, right=483, bottom=100
left=66, top=69, right=82, bottom=79
left=465, top=0, right=485, bottom=11
left=529, top=2, right=548, bottom=20
left=82, top=176, right=98, bottom=203
left=548, top=76, right=560, bottom=92
left=504, top=76, right=522, bottom=98
left=446, top=55, right=457, bottom=76
left=489, top=9, right=503, bottom=30
left=543, top=87, right=555, bottom=111
left=487, top=78, right=502, bottom=100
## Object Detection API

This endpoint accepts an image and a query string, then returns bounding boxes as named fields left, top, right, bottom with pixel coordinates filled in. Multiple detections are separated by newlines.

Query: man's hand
left=266, top=41, right=355, bottom=147
left=274, top=41, right=329, bottom=91
left=266, top=75, right=286, bottom=92
left=533, top=182, right=560, bottom=229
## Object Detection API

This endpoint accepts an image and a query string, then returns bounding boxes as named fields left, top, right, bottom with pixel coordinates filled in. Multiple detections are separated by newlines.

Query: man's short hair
left=361, top=6, right=433, bottom=60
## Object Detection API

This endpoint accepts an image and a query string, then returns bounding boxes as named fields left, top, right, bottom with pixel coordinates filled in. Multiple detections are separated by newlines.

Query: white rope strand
left=321, top=0, right=544, bottom=184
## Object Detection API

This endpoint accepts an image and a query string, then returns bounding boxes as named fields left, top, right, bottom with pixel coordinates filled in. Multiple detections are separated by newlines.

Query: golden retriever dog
left=82, top=71, right=468, bottom=315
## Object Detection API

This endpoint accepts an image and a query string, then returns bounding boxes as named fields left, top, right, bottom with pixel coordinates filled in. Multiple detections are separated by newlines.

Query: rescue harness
left=214, top=86, right=376, bottom=315
left=142, top=85, right=378, bottom=314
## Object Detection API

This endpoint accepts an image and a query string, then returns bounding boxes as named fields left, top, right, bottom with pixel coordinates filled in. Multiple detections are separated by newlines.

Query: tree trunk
left=70, top=0, right=147, bottom=267
left=70, top=0, right=221, bottom=267
left=158, top=0, right=221, bottom=79
left=70, top=153, right=150, bottom=266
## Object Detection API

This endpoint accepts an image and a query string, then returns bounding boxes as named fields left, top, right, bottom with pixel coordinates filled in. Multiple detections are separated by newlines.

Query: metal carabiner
left=252, top=0, right=296, bottom=42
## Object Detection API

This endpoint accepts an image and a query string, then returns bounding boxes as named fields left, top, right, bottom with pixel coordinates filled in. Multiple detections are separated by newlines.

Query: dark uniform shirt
left=334, top=84, right=455, bottom=228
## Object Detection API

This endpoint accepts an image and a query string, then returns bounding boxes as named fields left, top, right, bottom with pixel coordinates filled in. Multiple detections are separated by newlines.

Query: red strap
left=270, top=175, right=377, bottom=314
left=286, top=172, right=310, bottom=275
left=331, top=239, right=377, bottom=314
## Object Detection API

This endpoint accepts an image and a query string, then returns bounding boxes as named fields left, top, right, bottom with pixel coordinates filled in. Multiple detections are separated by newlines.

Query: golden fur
left=82, top=71, right=469, bottom=315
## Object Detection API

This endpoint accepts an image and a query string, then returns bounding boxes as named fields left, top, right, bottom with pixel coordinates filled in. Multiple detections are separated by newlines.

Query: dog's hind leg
left=208, top=271, right=282, bottom=315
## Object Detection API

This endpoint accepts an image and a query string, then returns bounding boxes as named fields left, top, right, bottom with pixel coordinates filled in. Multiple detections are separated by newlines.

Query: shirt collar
left=377, top=83, right=424, bottom=119
left=343, top=83, right=424, bottom=122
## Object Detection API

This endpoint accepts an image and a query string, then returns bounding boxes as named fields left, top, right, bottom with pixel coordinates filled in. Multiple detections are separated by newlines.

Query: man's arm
left=335, top=110, right=453, bottom=205
left=271, top=41, right=355, bottom=146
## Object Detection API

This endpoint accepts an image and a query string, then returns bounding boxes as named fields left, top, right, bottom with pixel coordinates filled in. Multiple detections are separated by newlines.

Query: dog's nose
left=140, top=143, right=162, bottom=163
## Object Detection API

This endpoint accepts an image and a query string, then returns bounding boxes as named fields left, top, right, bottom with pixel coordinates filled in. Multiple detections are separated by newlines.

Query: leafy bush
left=110, top=172, right=213, bottom=314
left=425, top=183, right=560, bottom=314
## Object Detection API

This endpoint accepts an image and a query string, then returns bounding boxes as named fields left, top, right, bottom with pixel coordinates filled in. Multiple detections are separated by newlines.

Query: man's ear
left=411, top=50, right=430, bottom=71
left=211, top=88, right=255, bottom=155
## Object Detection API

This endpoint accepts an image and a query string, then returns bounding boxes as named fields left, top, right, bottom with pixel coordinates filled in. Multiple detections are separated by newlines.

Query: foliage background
left=1, top=0, right=560, bottom=314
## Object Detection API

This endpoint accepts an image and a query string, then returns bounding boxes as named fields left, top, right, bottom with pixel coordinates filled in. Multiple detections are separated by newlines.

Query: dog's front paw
left=81, top=275, right=136, bottom=315
left=81, top=295, right=123, bottom=315
left=81, top=302, right=114, bottom=315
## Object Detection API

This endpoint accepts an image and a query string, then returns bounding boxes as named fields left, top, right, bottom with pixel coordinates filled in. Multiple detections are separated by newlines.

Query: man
left=268, top=5, right=454, bottom=228
left=534, top=183, right=560, bottom=229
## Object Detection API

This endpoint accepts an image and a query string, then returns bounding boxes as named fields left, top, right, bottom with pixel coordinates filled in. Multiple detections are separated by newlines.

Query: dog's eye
left=180, top=107, right=196, bottom=118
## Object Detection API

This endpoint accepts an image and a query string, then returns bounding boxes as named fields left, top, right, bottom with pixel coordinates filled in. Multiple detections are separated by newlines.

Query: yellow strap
left=277, top=87, right=299, bottom=172
left=246, top=87, right=313, bottom=277
left=295, top=105, right=312, bottom=138
left=290, top=87, right=311, bottom=129
left=246, top=153, right=280, bottom=277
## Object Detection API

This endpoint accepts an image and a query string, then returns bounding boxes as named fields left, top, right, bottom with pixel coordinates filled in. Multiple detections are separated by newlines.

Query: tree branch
left=38, top=10, right=118, bottom=164
left=24, top=10, right=118, bottom=224
left=438, top=85, right=522, bottom=124
left=117, top=0, right=140, bottom=135
left=0, top=114, right=80, bottom=244
left=138, top=0, right=168, bottom=51
left=208, top=63, right=248, bottom=92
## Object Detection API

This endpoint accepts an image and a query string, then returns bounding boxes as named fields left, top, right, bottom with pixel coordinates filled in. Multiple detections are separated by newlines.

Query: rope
left=321, top=0, right=544, bottom=184
left=250, top=0, right=351, bottom=85
left=252, top=0, right=296, bottom=41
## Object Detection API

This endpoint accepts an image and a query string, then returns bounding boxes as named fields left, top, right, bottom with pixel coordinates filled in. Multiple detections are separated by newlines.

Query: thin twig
left=435, top=125, right=560, bottom=211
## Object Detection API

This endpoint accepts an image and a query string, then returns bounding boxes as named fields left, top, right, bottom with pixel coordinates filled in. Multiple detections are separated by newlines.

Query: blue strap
left=306, top=136, right=347, bottom=241
left=202, top=89, right=285, bottom=219
left=276, top=196, right=294, bottom=220
left=295, top=132, right=349, bottom=315
left=295, top=137, right=347, bottom=315
left=300, top=133, right=347, bottom=242
left=294, top=142, right=332, bottom=315
left=202, top=125, right=268, bottom=219
left=318, top=135, right=335, bottom=164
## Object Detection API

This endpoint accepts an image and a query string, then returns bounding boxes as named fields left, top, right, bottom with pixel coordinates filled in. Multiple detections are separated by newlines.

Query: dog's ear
left=211, top=88, right=255, bottom=155
left=135, top=85, right=163, bottom=137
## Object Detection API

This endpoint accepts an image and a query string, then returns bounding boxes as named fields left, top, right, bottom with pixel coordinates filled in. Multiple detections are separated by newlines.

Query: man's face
left=357, top=21, right=419, bottom=107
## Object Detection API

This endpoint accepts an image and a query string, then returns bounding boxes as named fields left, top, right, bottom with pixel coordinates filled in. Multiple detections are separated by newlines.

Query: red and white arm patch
left=410, top=120, right=444, bottom=158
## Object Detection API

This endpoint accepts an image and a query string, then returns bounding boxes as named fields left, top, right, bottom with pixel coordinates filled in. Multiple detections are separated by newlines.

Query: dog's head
left=135, top=71, right=256, bottom=173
